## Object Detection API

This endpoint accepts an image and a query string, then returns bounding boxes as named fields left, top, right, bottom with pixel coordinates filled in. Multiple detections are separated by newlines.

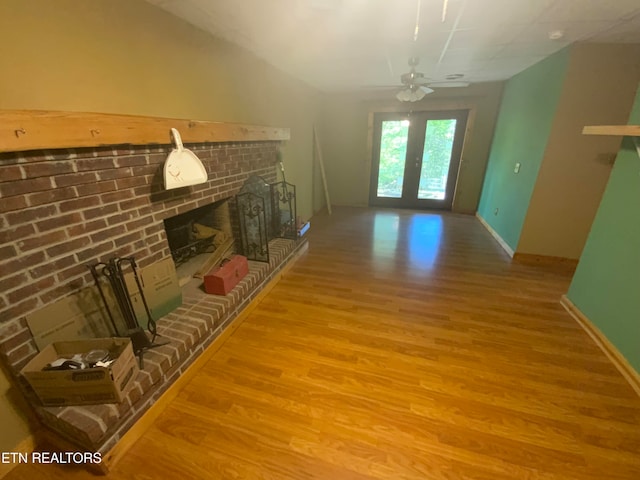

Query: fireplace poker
left=278, top=158, right=295, bottom=236
left=116, top=257, right=159, bottom=343
left=89, top=256, right=168, bottom=368
left=102, top=259, right=137, bottom=329
left=88, top=263, right=120, bottom=336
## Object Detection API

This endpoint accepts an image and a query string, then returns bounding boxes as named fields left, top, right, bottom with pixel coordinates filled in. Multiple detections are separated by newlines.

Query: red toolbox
left=204, top=255, right=249, bottom=295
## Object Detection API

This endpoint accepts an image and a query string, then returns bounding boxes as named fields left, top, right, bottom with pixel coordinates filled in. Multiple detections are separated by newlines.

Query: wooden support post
left=313, top=125, right=332, bottom=215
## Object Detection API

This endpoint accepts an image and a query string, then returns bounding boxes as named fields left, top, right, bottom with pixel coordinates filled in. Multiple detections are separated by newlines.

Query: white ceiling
left=146, top=0, right=640, bottom=92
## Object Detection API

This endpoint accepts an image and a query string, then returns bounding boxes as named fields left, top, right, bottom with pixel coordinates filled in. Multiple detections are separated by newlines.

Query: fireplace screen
left=235, top=175, right=296, bottom=262
left=271, top=179, right=297, bottom=240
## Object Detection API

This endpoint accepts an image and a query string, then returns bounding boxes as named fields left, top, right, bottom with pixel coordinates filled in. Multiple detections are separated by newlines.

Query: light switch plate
left=514, top=162, right=521, bottom=174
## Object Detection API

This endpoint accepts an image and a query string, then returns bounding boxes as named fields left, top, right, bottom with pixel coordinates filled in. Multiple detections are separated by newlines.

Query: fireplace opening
left=163, top=199, right=234, bottom=285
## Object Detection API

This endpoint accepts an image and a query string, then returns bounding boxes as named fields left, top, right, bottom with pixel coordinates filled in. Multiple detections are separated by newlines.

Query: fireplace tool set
left=89, top=257, right=167, bottom=367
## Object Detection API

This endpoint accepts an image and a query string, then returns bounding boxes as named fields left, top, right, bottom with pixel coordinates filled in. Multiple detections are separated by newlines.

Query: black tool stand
left=89, top=257, right=169, bottom=369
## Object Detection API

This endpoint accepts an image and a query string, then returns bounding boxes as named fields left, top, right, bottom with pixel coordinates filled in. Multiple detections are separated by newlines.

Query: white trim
left=475, top=212, right=515, bottom=257
left=561, top=295, right=640, bottom=398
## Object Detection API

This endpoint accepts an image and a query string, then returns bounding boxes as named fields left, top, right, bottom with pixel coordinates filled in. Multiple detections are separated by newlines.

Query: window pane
left=377, top=120, right=409, bottom=198
left=418, top=119, right=456, bottom=200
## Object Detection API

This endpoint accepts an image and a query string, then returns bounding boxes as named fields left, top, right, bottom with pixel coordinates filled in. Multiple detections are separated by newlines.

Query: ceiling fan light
left=413, top=88, right=427, bottom=101
left=396, top=89, right=411, bottom=102
left=396, top=85, right=433, bottom=102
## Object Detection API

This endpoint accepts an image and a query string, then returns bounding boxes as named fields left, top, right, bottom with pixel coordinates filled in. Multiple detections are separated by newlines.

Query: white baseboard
left=475, top=212, right=514, bottom=257
left=561, top=295, right=640, bottom=398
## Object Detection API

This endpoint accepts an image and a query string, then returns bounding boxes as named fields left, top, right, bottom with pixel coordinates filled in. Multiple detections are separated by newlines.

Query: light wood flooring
left=7, top=207, right=640, bottom=479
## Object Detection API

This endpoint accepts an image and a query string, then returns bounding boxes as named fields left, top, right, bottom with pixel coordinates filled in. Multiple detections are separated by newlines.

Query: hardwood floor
left=7, top=207, right=640, bottom=479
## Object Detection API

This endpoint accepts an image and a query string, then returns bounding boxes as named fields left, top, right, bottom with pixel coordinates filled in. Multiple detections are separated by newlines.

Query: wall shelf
left=0, top=110, right=290, bottom=153
left=582, top=125, right=640, bottom=136
left=583, top=125, right=640, bottom=158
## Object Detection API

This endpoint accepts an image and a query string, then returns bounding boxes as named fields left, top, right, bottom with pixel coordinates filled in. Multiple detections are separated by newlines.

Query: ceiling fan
left=396, top=57, right=433, bottom=102
left=393, top=57, right=471, bottom=102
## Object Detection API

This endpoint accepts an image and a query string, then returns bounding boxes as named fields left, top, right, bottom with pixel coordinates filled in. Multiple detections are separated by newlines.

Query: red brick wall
left=0, top=141, right=280, bottom=371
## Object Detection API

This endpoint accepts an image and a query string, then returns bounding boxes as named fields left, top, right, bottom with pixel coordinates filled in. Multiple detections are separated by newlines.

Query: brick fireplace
left=0, top=140, right=279, bottom=369
left=0, top=137, right=306, bottom=457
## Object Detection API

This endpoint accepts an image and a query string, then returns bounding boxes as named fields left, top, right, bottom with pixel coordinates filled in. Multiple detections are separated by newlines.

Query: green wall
left=477, top=49, right=569, bottom=250
left=567, top=86, right=640, bottom=371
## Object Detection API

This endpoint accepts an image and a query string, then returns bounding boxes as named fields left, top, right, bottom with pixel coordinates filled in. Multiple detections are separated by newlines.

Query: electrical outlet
left=494, top=208, right=499, bottom=216
left=514, top=162, right=521, bottom=174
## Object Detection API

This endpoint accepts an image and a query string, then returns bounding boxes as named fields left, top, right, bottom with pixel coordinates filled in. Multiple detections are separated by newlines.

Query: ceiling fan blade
left=360, top=85, right=403, bottom=90
left=401, top=73, right=431, bottom=85
left=428, top=81, right=471, bottom=88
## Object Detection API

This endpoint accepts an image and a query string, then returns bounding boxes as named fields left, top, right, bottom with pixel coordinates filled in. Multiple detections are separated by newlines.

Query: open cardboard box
left=21, top=337, right=138, bottom=406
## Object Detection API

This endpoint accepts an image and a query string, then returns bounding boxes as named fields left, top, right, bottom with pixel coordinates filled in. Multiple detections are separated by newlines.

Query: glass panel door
left=369, top=110, right=467, bottom=210
left=418, top=119, right=457, bottom=200
left=377, top=119, right=410, bottom=198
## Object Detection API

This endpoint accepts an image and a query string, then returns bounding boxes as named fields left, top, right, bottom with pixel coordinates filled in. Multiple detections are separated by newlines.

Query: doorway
left=369, top=109, right=468, bottom=210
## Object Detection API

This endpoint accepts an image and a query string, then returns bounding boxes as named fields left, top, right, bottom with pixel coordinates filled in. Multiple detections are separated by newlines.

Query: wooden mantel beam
left=0, top=110, right=290, bottom=153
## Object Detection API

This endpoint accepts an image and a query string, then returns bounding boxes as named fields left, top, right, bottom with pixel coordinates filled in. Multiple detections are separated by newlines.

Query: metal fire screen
left=235, top=175, right=296, bottom=262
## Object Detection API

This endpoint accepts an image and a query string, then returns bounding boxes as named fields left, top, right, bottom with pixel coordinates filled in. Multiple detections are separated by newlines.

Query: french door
left=369, top=110, right=468, bottom=210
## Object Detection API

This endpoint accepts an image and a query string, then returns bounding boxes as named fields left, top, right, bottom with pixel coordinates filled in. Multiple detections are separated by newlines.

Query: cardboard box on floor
left=26, top=258, right=182, bottom=350
left=21, top=337, right=138, bottom=406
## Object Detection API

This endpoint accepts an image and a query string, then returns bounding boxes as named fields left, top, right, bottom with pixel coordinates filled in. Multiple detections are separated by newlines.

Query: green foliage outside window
left=419, top=119, right=456, bottom=199
left=377, top=118, right=456, bottom=200
left=377, top=120, right=409, bottom=197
